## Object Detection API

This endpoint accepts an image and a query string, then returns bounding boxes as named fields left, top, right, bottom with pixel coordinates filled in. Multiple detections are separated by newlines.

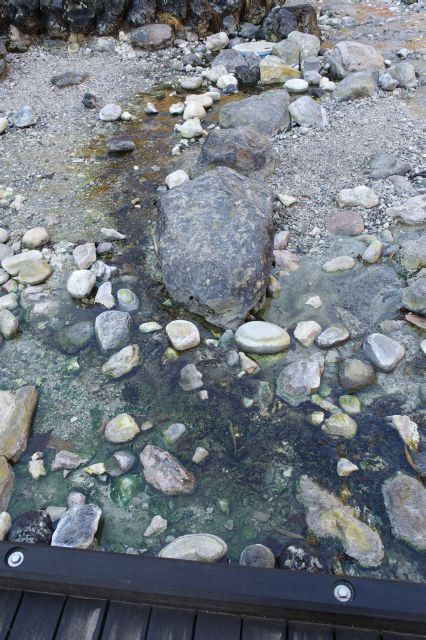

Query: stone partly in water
left=388, top=195, right=426, bottom=225
left=99, top=103, right=122, bottom=122
left=298, top=476, right=384, bottom=567
left=239, top=543, right=275, bottom=569
left=140, top=445, right=196, bottom=495
left=179, top=364, right=203, bottom=391
left=18, top=260, right=52, bottom=285
left=165, top=320, right=200, bottom=351
left=51, top=505, right=102, bottom=549
left=67, top=270, right=96, bottom=298
left=277, top=541, right=326, bottom=573
left=235, top=321, right=290, bottom=354
left=157, top=167, right=273, bottom=330
left=288, top=96, right=328, bottom=129
left=382, top=474, right=426, bottom=551
left=0, top=457, right=14, bottom=511
left=324, top=41, right=385, bottom=79
left=322, top=256, right=355, bottom=272
left=322, top=412, right=358, bottom=439
left=276, top=353, right=324, bottom=406
left=105, top=414, right=140, bottom=443
left=294, top=320, right=322, bottom=347
left=106, top=138, right=136, bottom=153
left=260, top=55, right=300, bottom=85
left=338, top=358, right=376, bottom=392
left=0, top=386, right=38, bottom=462
left=2, top=250, right=43, bottom=276
left=402, top=270, right=426, bottom=316
left=316, top=324, right=349, bottom=348
left=95, top=310, right=131, bottom=352
left=391, top=415, right=419, bottom=451
left=0, top=512, right=11, bottom=540
left=7, top=510, right=53, bottom=544
left=159, top=533, right=227, bottom=562
left=192, top=127, right=276, bottom=180
left=363, top=333, right=405, bottom=372
left=101, top=344, right=141, bottom=378
left=219, top=90, right=290, bottom=137
left=0, top=310, right=18, bottom=338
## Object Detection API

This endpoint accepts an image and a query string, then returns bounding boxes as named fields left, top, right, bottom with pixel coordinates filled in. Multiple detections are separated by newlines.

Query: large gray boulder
left=130, top=23, right=174, bottom=50
left=157, top=167, right=274, bottom=329
left=324, top=41, right=385, bottom=79
left=333, top=71, right=377, bottom=101
left=192, top=127, right=276, bottom=179
left=219, top=89, right=290, bottom=137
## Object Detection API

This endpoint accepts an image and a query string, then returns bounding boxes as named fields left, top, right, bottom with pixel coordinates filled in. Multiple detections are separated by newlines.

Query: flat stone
left=0, top=386, right=38, bottom=462
left=106, top=138, right=135, bottom=153
left=294, top=321, right=322, bottom=347
left=95, top=310, right=131, bottom=352
left=363, top=333, right=405, bottom=372
left=288, top=95, right=328, bottom=128
left=402, top=269, right=426, bottom=316
left=326, top=210, right=364, bottom=236
left=22, top=227, right=49, bottom=249
left=383, top=474, right=426, bottom=551
left=102, top=344, right=141, bottom=378
left=18, top=260, right=52, bottom=285
left=388, top=195, right=426, bottom=225
left=51, top=450, right=81, bottom=471
left=140, top=445, right=196, bottom=495
left=67, top=270, right=96, bottom=298
left=338, top=358, right=376, bottom=392
left=159, top=533, right=227, bottom=562
left=337, top=186, right=379, bottom=208
left=276, top=353, right=324, bottom=406
left=219, top=90, right=290, bottom=136
left=334, top=71, right=376, bottom=101
left=105, top=414, right=140, bottom=443
left=166, top=320, right=200, bottom=351
left=0, top=309, right=18, bottom=339
left=367, top=152, right=411, bottom=180
left=322, top=256, right=355, bottom=272
left=235, top=321, right=290, bottom=354
left=239, top=544, right=275, bottom=568
left=180, top=76, right=203, bottom=90
left=298, top=476, right=384, bottom=567
left=56, top=321, right=94, bottom=354
left=99, top=104, right=122, bottom=121
left=1, top=250, right=43, bottom=276
left=51, top=504, right=101, bottom=548
left=316, top=324, right=349, bottom=348
left=51, top=71, right=89, bottom=88
left=0, top=457, right=14, bottom=511
left=324, top=41, right=385, bottom=79
left=14, top=105, right=36, bottom=128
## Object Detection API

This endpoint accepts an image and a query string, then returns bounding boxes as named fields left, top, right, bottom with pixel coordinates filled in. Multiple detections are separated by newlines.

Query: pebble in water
left=99, top=104, right=122, bottom=121
left=166, top=320, right=200, bottom=351
left=363, top=333, right=405, bottom=372
left=294, top=321, right=322, bottom=347
left=67, top=270, right=96, bottom=299
left=235, top=321, right=290, bottom=354
left=105, top=414, right=140, bottom=443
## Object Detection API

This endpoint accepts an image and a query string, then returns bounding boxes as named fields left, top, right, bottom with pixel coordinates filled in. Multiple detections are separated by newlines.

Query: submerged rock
left=298, top=476, right=384, bottom=567
left=105, top=414, right=140, bottom=443
left=95, top=310, right=131, bottom=352
left=101, top=344, right=141, bottom=378
left=51, top=504, right=102, bottom=549
left=0, top=512, right=11, bottom=540
left=235, top=321, right=290, bottom=354
left=383, top=474, right=426, bottom=551
left=159, top=533, right=227, bottom=562
left=0, top=386, right=38, bottom=462
left=363, top=333, right=405, bottom=372
left=277, top=541, right=326, bottom=573
left=322, top=412, right=358, bottom=439
left=390, top=415, right=419, bottom=451
left=8, top=510, right=52, bottom=544
left=56, top=321, right=94, bottom=354
left=157, top=167, right=273, bottom=330
left=140, top=445, right=196, bottom=495
left=179, top=364, right=203, bottom=391
left=219, top=90, right=290, bottom=137
left=166, top=320, right=200, bottom=351
left=240, top=544, right=275, bottom=568
left=276, top=353, right=324, bottom=406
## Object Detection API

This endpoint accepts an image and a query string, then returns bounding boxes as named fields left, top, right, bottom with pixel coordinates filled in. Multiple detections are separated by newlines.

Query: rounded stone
left=180, top=76, right=203, bottom=90
left=285, top=78, right=309, bottom=93
left=322, top=412, right=358, bottom=439
left=0, top=228, right=9, bottom=243
left=18, top=260, right=52, bottom=285
left=316, top=324, right=350, bottom=348
left=338, top=358, right=376, bottom=392
left=67, top=270, right=96, bottom=298
left=166, top=320, right=200, bottom=351
left=56, top=321, right=95, bottom=354
left=0, top=309, right=18, bottom=338
left=239, top=544, right=275, bottom=568
left=0, top=117, right=8, bottom=135
left=322, top=256, right=355, bottom=272
left=338, top=394, right=361, bottom=415
left=363, top=333, right=405, bottom=372
left=235, top=321, right=290, bottom=354
left=22, top=227, right=50, bottom=249
left=117, top=288, right=139, bottom=313
left=159, top=533, right=228, bottom=562
left=99, top=104, right=122, bottom=121
left=183, top=103, right=206, bottom=121
left=105, top=414, right=140, bottom=443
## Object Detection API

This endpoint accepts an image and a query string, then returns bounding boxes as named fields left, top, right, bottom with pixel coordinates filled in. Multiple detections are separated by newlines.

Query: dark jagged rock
left=157, top=166, right=274, bottom=329
left=278, top=541, right=327, bottom=573
left=40, top=0, right=67, bottom=38
left=96, top=0, right=129, bottom=35
left=8, top=510, right=53, bottom=544
left=0, top=40, right=6, bottom=78
left=8, top=0, right=41, bottom=33
left=242, top=0, right=269, bottom=24
left=82, top=91, right=97, bottom=108
left=219, top=89, right=290, bottom=136
left=261, top=4, right=320, bottom=41
left=51, top=70, right=89, bottom=87
left=64, top=0, right=96, bottom=33
left=127, top=0, right=155, bottom=26
left=0, top=0, right=9, bottom=32
left=157, top=0, right=187, bottom=19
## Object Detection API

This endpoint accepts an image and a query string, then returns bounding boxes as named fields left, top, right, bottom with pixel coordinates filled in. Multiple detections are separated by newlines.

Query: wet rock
left=66, top=269, right=96, bottom=298
left=105, top=414, right=140, bottom=443
left=316, top=324, right=349, bottom=348
left=99, top=103, right=122, bottom=122
left=338, top=358, right=376, bottom=392
left=107, top=450, right=136, bottom=477
left=157, top=167, right=273, bottom=330
left=140, top=445, right=196, bottom=495
left=337, top=186, right=379, bottom=208
left=337, top=458, right=359, bottom=477
left=13, top=105, right=36, bottom=128
left=367, top=152, right=411, bottom=180
left=163, top=423, right=186, bottom=444
left=192, top=127, right=276, bottom=180
left=383, top=474, right=426, bottom=551
left=159, top=533, right=227, bottom=561
left=324, top=41, right=385, bottom=79
left=402, top=270, right=426, bottom=316
left=51, top=450, right=82, bottom=471
left=277, top=541, right=326, bottom=573
left=294, top=320, right=322, bottom=347
left=102, top=344, right=141, bottom=378
left=239, top=352, right=259, bottom=375
left=56, top=321, right=94, bottom=354
left=322, top=412, right=357, bottom=439
left=73, top=242, right=97, bottom=270
left=95, top=281, right=115, bottom=309
left=288, top=95, right=328, bottom=129
left=95, top=310, right=131, bottom=352
left=0, top=386, right=38, bottom=462
left=165, top=170, right=189, bottom=189
left=219, top=90, right=290, bottom=136
left=363, top=333, right=405, bottom=372
left=139, top=321, right=161, bottom=333
left=192, top=446, right=209, bottom=464
left=322, top=255, right=355, bottom=272
left=8, top=511, right=52, bottom=545
left=235, top=321, right=290, bottom=354
left=262, top=5, right=320, bottom=41
left=52, top=504, right=101, bottom=549
left=326, top=210, right=364, bottom=236
left=276, top=353, right=324, bottom=406
left=51, top=71, right=89, bottom=88
left=0, top=309, right=18, bottom=338
left=260, top=55, right=300, bottom=85
left=144, top=514, right=167, bottom=537
left=0, top=457, right=14, bottom=511
left=240, top=543, right=275, bottom=568
left=2, top=250, right=43, bottom=275
left=179, top=363, right=203, bottom=391
left=334, top=71, right=376, bottom=102
left=130, top=23, right=174, bottom=50
left=0, top=512, right=11, bottom=540
left=106, top=138, right=135, bottom=153
left=389, top=62, right=417, bottom=89
left=18, top=259, right=52, bottom=285
left=117, top=288, right=139, bottom=313
left=391, top=415, right=419, bottom=451
left=0, top=293, right=18, bottom=311
left=298, top=476, right=384, bottom=567
left=388, top=195, right=426, bottom=225
left=166, top=320, right=200, bottom=351
left=22, top=227, right=49, bottom=249
left=175, top=117, right=203, bottom=139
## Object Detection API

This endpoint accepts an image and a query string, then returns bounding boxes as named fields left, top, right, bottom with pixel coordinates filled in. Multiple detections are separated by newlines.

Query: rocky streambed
left=0, top=0, right=426, bottom=583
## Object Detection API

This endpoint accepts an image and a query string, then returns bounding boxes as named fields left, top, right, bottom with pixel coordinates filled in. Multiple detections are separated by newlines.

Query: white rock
left=159, top=533, right=228, bottom=561
left=0, top=512, right=11, bottom=540
left=239, top=352, right=259, bottom=374
left=192, top=447, right=209, bottom=464
left=206, top=32, right=229, bottom=52
left=166, top=320, right=200, bottom=351
left=322, top=256, right=355, bottom=272
left=288, top=31, right=321, bottom=61
left=95, top=281, right=115, bottom=308
left=183, top=102, right=206, bottom=120
left=305, top=296, right=322, bottom=308
left=99, top=104, right=122, bottom=121
left=101, top=227, right=126, bottom=240
left=144, top=102, right=158, bottom=114
left=144, top=515, right=167, bottom=537
left=337, top=186, right=379, bottom=208
left=175, top=117, right=203, bottom=139
left=67, top=270, right=96, bottom=298
left=363, top=333, right=405, bottom=372
left=0, top=309, right=18, bottom=338
left=180, top=76, right=203, bottom=90
left=216, top=74, right=238, bottom=89
left=421, top=339, right=426, bottom=356
left=1, top=250, right=43, bottom=276
left=202, top=64, right=228, bottom=83
left=22, top=227, right=49, bottom=249
left=285, top=78, right=309, bottom=93
left=391, top=415, right=419, bottom=451
left=185, top=94, right=214, bottom=108
left=278, top=193, right=297, bottom=207
left=388, top=195, right=426, bottom=225
left=235, top=321, right=290, bottom=354
left=165, top=170, right=190, bottom=189
left=139, top=321, right=162, bottom=333
left=0, top=228, right=9, bottom=243
left=294, top=320, right=322, bottom=347
left=0, top=118, right=8, bottom=135
left=29, top=458, right=46, bottom=479
left=362, top=239, right=382, bottom=264
left=274, top=230, right=290, bottom=249
left=319, top=77, right=336, bottom=91
left=337, top=458, right=359, bottom=477
left=169, top=102, right=185, bottom=115
left=0, top=293, right=18, bottom=311
left=73, top=242, right=97, bottom=269
left=288, top=96, right=328, bottom=129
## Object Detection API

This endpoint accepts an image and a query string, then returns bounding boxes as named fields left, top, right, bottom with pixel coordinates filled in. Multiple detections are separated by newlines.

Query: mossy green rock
left=111, top=475, right=143, bottom=506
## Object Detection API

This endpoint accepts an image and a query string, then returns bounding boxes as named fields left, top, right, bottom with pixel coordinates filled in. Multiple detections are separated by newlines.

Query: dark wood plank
left=0, top=589, right=22, bottom=640
left=193, top=612, right=241, bottom=640
left=145, top=607, right=195, bottom=640
left=382, top=634, right=426, bottom=640
left=288, top=621, right=333, bottom=640
left=55, top=596, right=107, bottom=640
left=242, top=615, right=286, bottom=639
left=101, top=601, right=151, bottom=640
left=336, top=628, right=379, bottom=640
left=8, top=591, right=65, bottom=640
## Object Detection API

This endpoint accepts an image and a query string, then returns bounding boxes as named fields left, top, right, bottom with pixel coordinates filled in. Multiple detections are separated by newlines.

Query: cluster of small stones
left=1, top=0, right=426, bottom=573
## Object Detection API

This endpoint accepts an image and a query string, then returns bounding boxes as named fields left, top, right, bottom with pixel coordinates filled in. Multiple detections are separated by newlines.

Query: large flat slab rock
left=219, top=90, right=290, bottom=137
left=0, top=386, right=38, bottom=462
left=383, top=474, right=426, bottom=551
left=157, top=167, right=274, bottom=329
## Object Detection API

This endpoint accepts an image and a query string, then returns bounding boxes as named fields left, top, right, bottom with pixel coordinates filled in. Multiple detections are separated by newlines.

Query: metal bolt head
left=7, top=551, right=24, bottom=568
left=334, top=582, right=354, bottom=603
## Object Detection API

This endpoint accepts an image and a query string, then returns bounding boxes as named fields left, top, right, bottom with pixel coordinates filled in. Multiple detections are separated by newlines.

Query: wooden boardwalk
left=1, top=542, right=426, bottom=639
